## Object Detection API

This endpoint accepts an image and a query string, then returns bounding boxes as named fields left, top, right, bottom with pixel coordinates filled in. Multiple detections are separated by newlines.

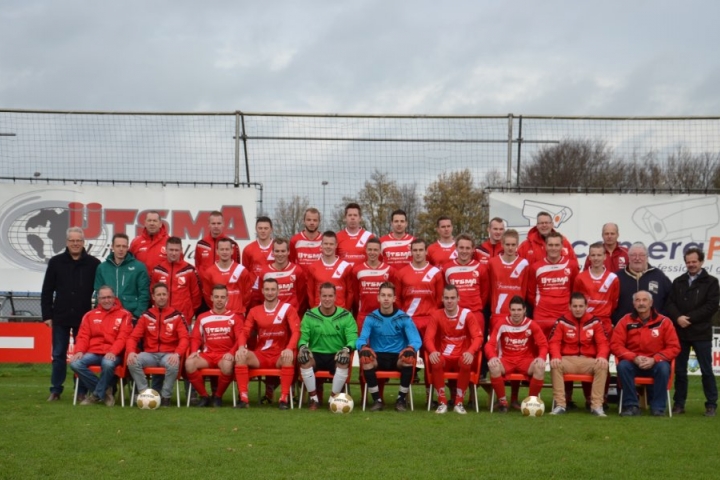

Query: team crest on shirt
left=652, top=329, right=659, bottom=337
left=161, top=246, right=166, bottom=255
left=586, top=329, right=594, bottom=338
left=166, top=323, right=174, bottom=333
left=473, top=270, right=479, bottom=278
left=564, top=268, right=571, bottom=275
left=114, top=318, right=123, bottom=330
left=290, top=275, right=296, bottom=282
left=525, top=329, right=532, bottom=337
left=649, top=281, right=659, bottom=294
left=178, top=276, right=186, bottom=285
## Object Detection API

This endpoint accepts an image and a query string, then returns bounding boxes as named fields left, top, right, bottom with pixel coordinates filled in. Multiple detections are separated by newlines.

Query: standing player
left=584, top=223, right=629, bottom=272
left=185, top=285, right=243, bottom=407
left=194, top=211, right=241, bottom=281
left=306, top=231, right=354, bottom=309
left=150, top=236, right=202, bottom=325
left=351, top=237, right=398, bottom=331
left=242, top=216, right=275, bottom=308
left=289, top=207, right=323, bottom=268
left=380, top=209, right=415, bottom=268
left=129, top=211, right=169, bottom=269
left=443, top=233, right=488, bottom=333
left=475, top=217, right=505, bottom=265
left=397, top=239, right=444, bottom=340
left=485, top=296, right=548, bottom=413
left=427, top=216, right=457, bottom=267
left=526, top=231, right=579, bottom=339
left=201, top=238, right=254, bottom=316
left=298, top=283, right=358, bottom=410
left=517, top=211, right=577, bottom=265
left=488, top=229, right=530, bottom=329
left=425, top=285, right=483, bottom=414
left=234, top=278, right=301, bottom=410
left=356, top=282, right=421, bottom=412
left=574, top=241, right=619, bottom=335
left=336, top=202, right=372, bottom=263
left=254, top=238, right=306, bottom=312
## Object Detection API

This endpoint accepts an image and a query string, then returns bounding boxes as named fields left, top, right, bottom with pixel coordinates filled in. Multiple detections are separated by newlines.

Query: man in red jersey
left=200, top=238, right=254, bottom=316
left=242, top=216, right=275, bottom=309
left=475, top=217, right=505, bottom=265
left=126, top=283, right=190, bottom=407
left=548, top=293, right=609, bottom=417
left=306, top=231, right=354, bottom=309
left=583, top=222, right=629, bottom=272
left=254, top=238, right=306, bottom=312
left=427, top=216, right=457, bottom=267
left=336, top=202, right=372, bottom=263
left=380, top=209, right=415, bottom=268
left=150, top=237, right=202, bottom=324
left=425, top=285, right=483, bottom=415
left=485, top=296, right=548, bottom=413
left=289, top=207, right=323, bottom=268
left=397, top=238, right=444, bottom=339
left=234, top=278, right=301, bottom=410
left=575, top=242, right=619, bottom=335
left=185, top=285, right=243, bottom=407
left=194, top=211, right=241, bottom=279
left=527, top=231, right=579, bottom=339
left=352, top=237, right=398, bottom=332
left=443, top=234, right=488, bottom=333
left=518, top=211, right=577, bottom=265
left=129, top=210, right=169, bottom=269
left=488, top=230, right=530, bottom=329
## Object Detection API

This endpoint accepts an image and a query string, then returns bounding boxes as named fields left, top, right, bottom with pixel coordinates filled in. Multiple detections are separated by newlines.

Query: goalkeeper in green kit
left=298, top=282, right=358, bottom=410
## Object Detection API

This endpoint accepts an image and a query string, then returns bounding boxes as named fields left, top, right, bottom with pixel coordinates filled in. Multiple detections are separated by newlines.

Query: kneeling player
left=298, top=283, right=358, bottom=410
left=425, top=285, right=482, bottom=414
left=485, top=296, right=548, bottom=413
left=356, top=282, right=421, bottom=412
left=234, top=278, right=301, bottom=410
left=185, top=285, right=243, bottom=407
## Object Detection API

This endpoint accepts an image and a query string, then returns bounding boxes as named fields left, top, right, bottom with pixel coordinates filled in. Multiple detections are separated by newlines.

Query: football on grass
left=329, top=393, right=354, bottom=414
left=136, top=389, right=161, bottom=410
left=521, top=396, right=545, bottom=417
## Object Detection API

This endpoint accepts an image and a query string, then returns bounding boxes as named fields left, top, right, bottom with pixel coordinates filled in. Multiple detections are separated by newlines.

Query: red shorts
left=199, top=351, right=227, bottom=368
left=253, top=349, right=283, bottom=369
left=438, top=356, right=472, bottom=372
left=500, top=356, right=533, bottom=375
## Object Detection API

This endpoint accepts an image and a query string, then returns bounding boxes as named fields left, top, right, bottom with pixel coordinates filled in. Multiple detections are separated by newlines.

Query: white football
left=521, top=396, right=545, bottom=417
left=136, top=388, right=161, bottom=410
left=329, top=393, right=354, bottom=414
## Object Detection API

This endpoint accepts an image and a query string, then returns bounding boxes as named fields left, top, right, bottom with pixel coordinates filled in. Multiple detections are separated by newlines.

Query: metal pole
left=234, top=113, right=240, bottom=186
left=240, top=112, right=251, bottom=184
left=516, top=116, right=523, bottom=187
left=322, top=181, right=328, bottom=229
left=507, top=114, right=514, bottom=186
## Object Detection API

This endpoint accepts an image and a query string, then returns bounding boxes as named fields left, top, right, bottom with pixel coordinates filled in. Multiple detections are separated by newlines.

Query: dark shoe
left=278, top=401, right=290, bottom=410
left=196, top=396, right=211, bottom=408
left=620, top=406, right=641, bottom=417
left=47, top=393, right=61, bottom=402
left=212, top=396, right=223, bottom=408
left=566, top=401, right=579, bottom=411
left=652, top=409, right=665, bottom=417
left=370, top=400, right=385, bottom=412
left=497, top=399, right=509, bottom=413
left=80, top=393, right=101, bottom=405
left=395, top=399, right=407, bottom=412
left=234, top=400, right=249, bottom=409
left=704, top=406, right=717, bottom=417
left=308, top=399, right=319, bottom=411
left=104, top=388, right=115, bottom=407
left=511, top=400, right=522, bottom=411
left=430, top=400, right=439, bottom=410
left=160, top=397, right=171, bottom=407
left=672, top=404, right=685, bottom=414
left=260, top=394, right=273, bottom=405
left=77, top=393, right=86, bottom=403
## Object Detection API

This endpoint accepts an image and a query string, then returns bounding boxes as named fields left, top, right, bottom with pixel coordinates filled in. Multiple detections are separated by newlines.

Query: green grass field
left=2, top=363, right=719, bottom=479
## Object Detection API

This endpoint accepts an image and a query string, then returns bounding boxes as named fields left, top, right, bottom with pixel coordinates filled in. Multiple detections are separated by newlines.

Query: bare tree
left=273, top=195, right=310, bottom=238
left=399, top=183, right=422, bottom=235
left=664, top=148, right=720, bottom=190
left=356, top=170, right=402, bottom=236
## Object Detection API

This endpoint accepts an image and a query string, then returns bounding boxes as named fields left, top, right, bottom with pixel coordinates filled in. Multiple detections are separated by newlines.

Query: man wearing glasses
left=517, top=211, right=577, bottom=265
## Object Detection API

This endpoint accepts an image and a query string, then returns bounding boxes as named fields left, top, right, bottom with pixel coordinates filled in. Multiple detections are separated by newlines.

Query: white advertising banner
left=0, top=184, right=256, bottom=292
left=489, top=192, right=720, bottom=280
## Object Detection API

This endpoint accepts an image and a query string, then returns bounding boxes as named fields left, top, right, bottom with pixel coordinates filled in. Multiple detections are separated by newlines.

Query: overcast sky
left=2, top=1, right=719, bottom=115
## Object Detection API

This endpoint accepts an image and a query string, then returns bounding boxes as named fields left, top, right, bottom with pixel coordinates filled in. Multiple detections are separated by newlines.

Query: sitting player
left=485, top=296, right=548, bottom=413
left=425, top=285, right=483, bottom=414
left=185, top=285, right=243, bottom=407
left=298, top=282, right=358, bottom=410
left=234, top=278, right=301, bottom=410
left=356, top=281, right=422, bottom=412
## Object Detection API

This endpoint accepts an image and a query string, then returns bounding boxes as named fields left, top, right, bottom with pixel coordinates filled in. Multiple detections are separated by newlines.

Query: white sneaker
left=591, top=408, right=607, bottom=417
left=435, top=403, right=448, bottom=414
left=550, top=406, right=566, bottom=415
left=453, top=403, right=467, bottom=415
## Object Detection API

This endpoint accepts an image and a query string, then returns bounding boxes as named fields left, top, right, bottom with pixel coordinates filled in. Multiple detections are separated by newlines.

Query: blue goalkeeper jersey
left=356, top=308, right=422, bottom=354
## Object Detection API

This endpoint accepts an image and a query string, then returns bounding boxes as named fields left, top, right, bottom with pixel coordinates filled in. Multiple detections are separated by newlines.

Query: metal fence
left=2, top=109, right=720, bottom=217
left=0, top=292, right=42, bottom=322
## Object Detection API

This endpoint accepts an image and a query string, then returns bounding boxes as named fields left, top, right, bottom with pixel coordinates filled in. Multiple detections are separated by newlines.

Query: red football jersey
left=336, top=228, right=372, bottom=263
left=474, top=239, right=503, bottom=266
left=488, top=256, right=530, bottom=319
left=201, top=261, right=255, bottom=315
left=191, top=309, right=244, bottom=354
left=380, top=233, right=414, bottom=267
left=484, top=316, right=548, bottom=361
left=193, top=234, right=241, bottom=279
left=305, top=258, right=354, bottom=309
left=573, top=268, right=619, bottom=326
left=397, top=263, right=444, bottom=318
left=150, top=259, right=202, bottom=324
left=242, top=240, right=274, bottom=307
left=351, top=261, right=398, bottom=319
left=527, top=256, right=579, bottom=336
left=427, top=241, right=457, bottom=267
left=425, top=308, right=483, bottom=357
left=442, top=259, right=489, bottom=313
left=238, top=302, right=301, bottom=356
left=289, top=232, right=322, bottom=267
left=255, top=262, right=307, bottom=311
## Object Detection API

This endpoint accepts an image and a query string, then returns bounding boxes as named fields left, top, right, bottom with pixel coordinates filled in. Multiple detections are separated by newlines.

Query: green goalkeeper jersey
left=299, top=306, right=358, bottom=354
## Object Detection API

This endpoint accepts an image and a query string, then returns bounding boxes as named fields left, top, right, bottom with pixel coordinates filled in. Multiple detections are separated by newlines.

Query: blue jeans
left=674, top=340, right=718, bottom=408
left=70, top=353, right=121, bottom=399
left=127, top=352, right=179, bottom=399
left=50, top=325, right=86, bottom=396
left=617, top=359, right=671, bottom=412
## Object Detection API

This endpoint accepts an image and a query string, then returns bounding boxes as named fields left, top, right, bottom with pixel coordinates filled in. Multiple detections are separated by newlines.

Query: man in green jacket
left=94, top=233, right=150, bottom=322
left=298, top=282, right=358, bottom=410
